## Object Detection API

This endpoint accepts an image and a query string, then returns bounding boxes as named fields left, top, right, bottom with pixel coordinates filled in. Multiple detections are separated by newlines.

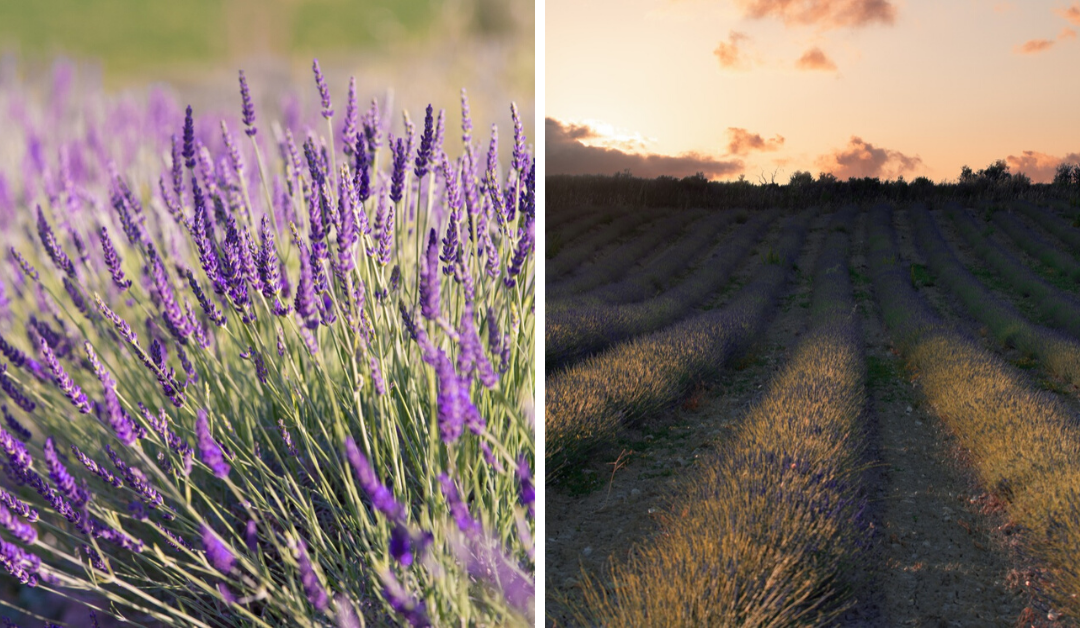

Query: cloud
left=735, top=0, right=896, bottom=29
left=547, top=118, right=745, bottom=180
left=993, top=2, right=1015, bottom=13
left=1060, top=27, right=1077, bottom=40
left=795, top=47, right=838, bottom=71
left=814, top=136, right=922, bottom=179
left=1006, top=150, right=1080, bottom=183
left=1015, top=38, right=1055, bottom=54
left=713, top=31, right=751, bottom=69
left=726, top=128, right=785, bottom=155
left=1056, top=2, right=1080, bottom=26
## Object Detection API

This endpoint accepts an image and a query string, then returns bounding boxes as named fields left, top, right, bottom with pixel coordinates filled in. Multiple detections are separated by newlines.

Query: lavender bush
left=0, top=60, right=533, bottom=626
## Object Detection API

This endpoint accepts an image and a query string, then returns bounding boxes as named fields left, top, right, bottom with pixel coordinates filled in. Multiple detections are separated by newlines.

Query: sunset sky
left=547, top=0, right=1080, bottom=183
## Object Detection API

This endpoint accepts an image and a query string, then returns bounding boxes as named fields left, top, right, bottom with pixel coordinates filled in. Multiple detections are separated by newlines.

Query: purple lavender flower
left=43, top=438, right=82, bottom=508
left=438, top=474, right=482, bottom=537
left=419, top=229, right=440, bottom=320
left=171, top=134, right=184, bottom=199
left=0, top=367, right=36, bottom=414
left=369, top=355, right=386, bottom=396
left=517, top=457, right=534, bottom=518
left=353, top=134, right=371, bottom=203
left=10, top=249, right=38, bottom=283
left=238, top=70, right=256, bottom=136
left=510, top=102, right=527, bottom=176
left=0, top=334, right=28, bottom=370
left=483, top=125, right=499, bottom=201
left=184, top=268, right=227, bottom=327
left=36, top=207, right=75, bottom=278
left=414, top=104, right=435, bottom=179
left=460, top=88, right=473, bottom=149
left=376, top=193, right=395, bottom=266
left=312, top=59, right=333, bottom=119
left=344, top=437, right=404, bottom=521
left=221, top=120, right=245, bottom=177
left=245, top=519, right=258, bottom=553
left=0, top=503, right=36, bottom=544
left=380, top=570, right=430, bottom=627
left=201, top=524, right=235, bottom=574
left=342, top=76, right=358, bottom=153
left=297, top=538, right=329, bottom=612
left=71, top=445, right=122, bottom=489
left=504, top=218, right=533, bottom=289
left=1, top=406, right=31, bottom=442
left=147, top=245, right=192, bottom=344
left=38, top=337, right=91, bottom=414
left=294, top=243, right=319, bottom=330
left=110, top=177, right=145, bottom=246
left=182, top=105, right=196, bottom=169
left=196, top=409, right=230, bottom=479
left=390, top=523, right=413, bottom=566
left=389, top=136, right=408, bottom=204
left=100, top=227, right=132, bottom=291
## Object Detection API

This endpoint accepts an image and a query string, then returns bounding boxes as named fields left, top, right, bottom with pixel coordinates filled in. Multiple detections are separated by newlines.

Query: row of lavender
left=546, top=209, right=811, bottom=481
left=868, top=205, right=1080, bottom=620
left=580, top=207, right=872, bottom=624
left=906, top=204, right=1080, bottom=387
left=945, top=206, right=1080, bottom=340
left=545, top=211, right=774, bottom=371
left=545, top=208, right=704, bottom=300
left=546, top=206, right=667, bottom=280
left=0, top=62, right=533, bottom=626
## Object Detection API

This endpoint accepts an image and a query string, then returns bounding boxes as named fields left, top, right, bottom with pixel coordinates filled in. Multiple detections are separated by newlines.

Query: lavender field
left=546, top=195, right=1080, bottom=626
left=0, top=52, right=534, bottom=627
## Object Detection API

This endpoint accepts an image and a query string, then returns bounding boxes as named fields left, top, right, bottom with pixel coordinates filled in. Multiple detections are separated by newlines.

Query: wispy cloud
left=1006, top=150, right=1080, bottom=183
left=795, top=47, right=838, bottom=71
left=735, top=0, right=896, bottom=29
left=547, top=118, right=744, bottom=180
left=1056, top=2, right=1080, bottom=26
left=1059, top=27, right=1077, bottom=40
left=814, top=136, right=922, bottom=179
left=1015, top=38, right=1055, bottom=54
left=713, top=31, right=751, bottom=69
left=726, top=128, right=785, bottom=155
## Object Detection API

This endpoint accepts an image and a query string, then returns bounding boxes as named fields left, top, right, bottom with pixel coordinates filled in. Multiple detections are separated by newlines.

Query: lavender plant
left=0, top=61, right=533, bottom=626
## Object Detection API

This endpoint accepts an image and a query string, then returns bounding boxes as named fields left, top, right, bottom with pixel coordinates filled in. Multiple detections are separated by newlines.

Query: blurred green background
left=0, top=0, right=531, bottom=80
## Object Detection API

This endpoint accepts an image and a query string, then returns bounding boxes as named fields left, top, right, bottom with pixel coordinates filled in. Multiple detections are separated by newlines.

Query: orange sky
left=547, top=0, right=1080, bottom=182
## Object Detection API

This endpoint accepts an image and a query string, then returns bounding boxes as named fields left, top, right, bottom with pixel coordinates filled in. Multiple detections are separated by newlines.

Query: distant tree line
left=548, top=160, right=1080, bottom=210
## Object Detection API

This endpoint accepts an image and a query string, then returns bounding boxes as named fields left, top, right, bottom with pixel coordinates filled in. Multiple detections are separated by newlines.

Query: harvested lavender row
left=545, top=210, right=776, bottom=372
left=946, top=205, right=1080, bottom=340
left=1013, top=200, right=1080, bottom=256
left=569, top=209, right=737, bottom=306
left=908, top=205, right=1080, bottom=386
left=583, top=217, right=870, bottom=625
left=547, top=206, right=670, bottom=279
left=868, top=204, right=1080, bottom=620
left=0, top=63, right=533, bottom=627
left=546, top=209, right=812, bottom=480
left=992, top=209, right=1080, bottom=283
left=547, top=208, right=706, bottom=299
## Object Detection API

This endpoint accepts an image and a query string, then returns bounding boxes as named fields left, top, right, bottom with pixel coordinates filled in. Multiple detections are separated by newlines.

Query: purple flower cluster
left=196, top=410, right=230, bottom=479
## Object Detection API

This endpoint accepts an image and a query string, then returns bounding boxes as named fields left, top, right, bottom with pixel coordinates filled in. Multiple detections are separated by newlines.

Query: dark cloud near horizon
left=726, top=127, right=785, bottom=155
left=547, top=118, right=745, bottom=180
left=815, top=136, right=922, bottom=179
left=736, top=0, right=896, bottom=29
left=795, top=47, right=838, bottom=71
left=1006, top=150, right=1080, bottom=183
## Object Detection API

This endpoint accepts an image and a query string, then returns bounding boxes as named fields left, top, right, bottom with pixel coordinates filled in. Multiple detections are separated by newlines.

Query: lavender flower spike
left=296, top=538, right=329, bottom=612
left=36, top=207, right=75, bottom=278
left=344, top=437, right=404, bottom=521
left=419, top=229, right=440, bottom=320
left=414, top=104, right=435, bottom=179
left=201, top=524, right=235, bottom=574
left=196, top=409, right=230, bottom=479
left=238, top=69, right=256, bottom=136
left=100, top=227, right=132, bottom=291
left=39, top=337, right=91, bottom=414
left=312, top=59, right=333, bottom=119
left=380, top=570, right=430, bottom=627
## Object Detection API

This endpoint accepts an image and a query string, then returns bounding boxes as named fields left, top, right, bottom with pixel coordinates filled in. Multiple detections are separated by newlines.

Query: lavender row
left=547, top=206, right=669, bottom=280
left=583, top=216, right=870, bottom=624
left=545, top=211, right=775, bottom=372
left=907, top=205, right=1080, bottom=386
left=992, top=209, right=1080, bottom=283
left=946, top=205, right=1080, bottom=340
left=573, top=209, right=737, bottom=306
left=546, top=209, right=812, bottom=481
left=545, top=205, right=629, bottom=261
left=1013, top=200, right=1080, bottom=256
left=868, top=204, right=1080, bottom=620
left=547, top=208, right=706, bottom=299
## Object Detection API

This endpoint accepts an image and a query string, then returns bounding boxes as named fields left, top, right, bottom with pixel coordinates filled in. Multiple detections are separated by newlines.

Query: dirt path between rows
left=545, top=209, right=830, bottom=626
